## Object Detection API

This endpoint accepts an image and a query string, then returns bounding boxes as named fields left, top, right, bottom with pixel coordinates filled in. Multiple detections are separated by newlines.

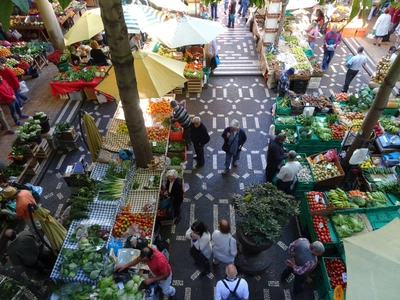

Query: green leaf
left=58, top=0, right=71, bottom=9
left=0, top=0, right=14, bottom=31
left=12, top=0, right=29, bottom=14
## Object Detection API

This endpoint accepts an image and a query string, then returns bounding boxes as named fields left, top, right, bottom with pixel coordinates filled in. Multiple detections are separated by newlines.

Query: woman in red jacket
left=0, top=76, right=28, bottom=125
left=0, top=62, right=28, bottom=108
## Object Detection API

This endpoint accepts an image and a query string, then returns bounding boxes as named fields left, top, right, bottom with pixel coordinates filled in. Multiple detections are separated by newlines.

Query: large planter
left=39, top=117, right=50, bottom=134
left=235, top=225, right=273, bottom=274
left=57, top=61, right=69, bottom=72
left=27, top=134, right=42, bottom=145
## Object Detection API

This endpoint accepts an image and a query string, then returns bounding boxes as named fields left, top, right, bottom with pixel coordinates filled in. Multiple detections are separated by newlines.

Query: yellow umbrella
left=82, top=111, right=103, bottom=162
left=64, top=8, right=103, bottom=46
left=33, top=206, right=67, bottom=256
left=95, top=50, right=187, bottom=99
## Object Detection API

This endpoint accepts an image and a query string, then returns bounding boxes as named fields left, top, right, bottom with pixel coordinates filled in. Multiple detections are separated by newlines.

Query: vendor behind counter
left=276, top=68, right=295, bottom=97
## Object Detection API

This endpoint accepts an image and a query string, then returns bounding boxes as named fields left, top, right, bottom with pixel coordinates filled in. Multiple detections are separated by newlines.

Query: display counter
left=50, top=77, right=103, bottom=97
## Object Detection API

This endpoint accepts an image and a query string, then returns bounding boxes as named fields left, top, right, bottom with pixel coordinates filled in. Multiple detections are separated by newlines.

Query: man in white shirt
left=342, top=46, right=367, bottom=93
left=276, top=150, right=301, bottom=194
left=215, top=264, right=249, bottom=300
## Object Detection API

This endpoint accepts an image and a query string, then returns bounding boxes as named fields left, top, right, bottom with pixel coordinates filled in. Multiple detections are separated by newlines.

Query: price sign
left=318, top=222, right=324, bottom=228
left=152, top=142, right=156, bottom=146
left=315, top=195, right=320, bottom=202
left=327, top=164, right=332, bottom=169
left=118, top=282, right=125, bottom=290
left=342, top=272, right=347, bottom=283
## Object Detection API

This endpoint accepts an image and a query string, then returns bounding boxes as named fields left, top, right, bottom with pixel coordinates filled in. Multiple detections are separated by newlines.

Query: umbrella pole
left=79, top=109, right=90, bottom=151
left=28, top=203, right=53, bottom=253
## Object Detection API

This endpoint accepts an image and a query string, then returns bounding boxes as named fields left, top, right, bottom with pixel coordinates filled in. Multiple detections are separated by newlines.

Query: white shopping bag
left=20, top=81, right=29, bottom=93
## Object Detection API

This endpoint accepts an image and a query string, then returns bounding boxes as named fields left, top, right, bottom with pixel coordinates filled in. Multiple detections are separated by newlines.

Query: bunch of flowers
left=16, top=117, right=42, bottom=140
left=7, top=147, right=25, bottom=161
left=33, top=111, right=47, bottom=122
left=47, top=49, right=70, bottom=65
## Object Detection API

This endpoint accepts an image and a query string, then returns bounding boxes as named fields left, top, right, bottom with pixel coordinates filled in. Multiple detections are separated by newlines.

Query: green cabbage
left=352, top=196, right=366, bottom=207
left=347, top=214, right=365, bottom=233
left=332, top=214, right=346, bottom=226
left=336, top=224, right=353, bottom=238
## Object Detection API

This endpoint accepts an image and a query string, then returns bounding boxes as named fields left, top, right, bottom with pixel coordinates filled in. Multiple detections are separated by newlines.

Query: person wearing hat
left=170, top=100, right=192, bottom=147
left=341, top=46, right=367, bottom=93
left=221, top=119, right=247, bottom=174
left=266, top=133, right=288, bottom=183
left=276, top=150, right=301, bottom=194
left=281, top=238, right=325, bottom=295
left=1, top=186, right=41, bottom=231
left=276, top=68, right=295, bottom=97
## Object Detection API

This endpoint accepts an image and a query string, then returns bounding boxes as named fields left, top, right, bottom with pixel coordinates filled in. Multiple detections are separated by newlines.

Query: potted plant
left=47, top=49, right=70, bottom=72
left=53, top=121, right=75, bottom=140
left=231, top=182, right=299, bottom=274
left=15, top=118, right=42, bottom=144
left=33, top=112, right=50, bottom=133
left=7, top=139, right=30, bottom=165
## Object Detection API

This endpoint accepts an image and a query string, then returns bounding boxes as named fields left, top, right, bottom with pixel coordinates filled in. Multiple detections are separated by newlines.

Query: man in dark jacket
left=170, top=100, right=192, bottom=147
left=266, top=133, right=287, bottom=182
left=221, top=119, right=247, bottom=174
left=190, top=116, right=210, bottom=168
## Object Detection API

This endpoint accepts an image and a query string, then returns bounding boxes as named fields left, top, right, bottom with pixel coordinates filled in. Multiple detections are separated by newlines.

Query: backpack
left=222, top=279, right=241, bottom=300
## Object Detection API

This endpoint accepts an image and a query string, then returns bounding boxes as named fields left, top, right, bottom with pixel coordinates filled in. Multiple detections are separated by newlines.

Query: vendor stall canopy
left=144, top=15, right=226, bottom=48
left=343, top=218, right=400, bottom=300
left=123, top=5, right=168, bottom=34
left=95, top=50, right=187, bottom=100
left=149, top=0, right=189, bottom=12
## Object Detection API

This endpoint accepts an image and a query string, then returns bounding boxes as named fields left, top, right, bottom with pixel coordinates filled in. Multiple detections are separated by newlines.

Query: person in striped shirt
left=170, top=100, right=192, bottom=147
left=281, top=238, right=325, bottom=294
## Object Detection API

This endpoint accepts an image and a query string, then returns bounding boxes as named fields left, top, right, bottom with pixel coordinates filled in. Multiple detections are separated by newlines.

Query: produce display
left=292, top=46, right=308, bottom=62
left=306, top=191, right=326, bottom=212
left=157, top=45, right=174, bottom=58
left=146, top=127, right=169, bottom=141
left=297, top=164, right=314, bottom=182
left=311, top=122, right=333, bottom=141
left=324, top=259, right=347, bottom=290
left=150, top=140, right=167, bottom=153
left=52, top=66, right=105, bottom=82
left=281, top=128, right=297, bottom=144
left=12, top=67, right=24, bottom=76
left=332, top=92, right=348, bottom=101
left=316, top=94, right=332, bottom=109
left=302, top=94, right=318, bottom=106
left=360, top=156, right=376, bottom=169
left=309, top=59, right=323, bottom=76
left=112, top=212, right=155, bottom=238
left=327, top=188, right=351, bottom=208
left=146, top=98, right=171, bottom=114
left=277, top=95, right=290, bottom=108
left=379, top=116, right=398, bottom=133
left=371, top=56, right=392, bottom=84
left=275, top=116, right=296, bottom=125
left=347, top=86, right=374, bottom=112
left=96, top=274, right=146, bottom=299
left=169, top=141, right=185, bottom=152
left=328, top=124, right=346, bottom=139
left=265, top=53, right=275, bottom=61
left=97, top=172, right=125, bottom=201
left=297, top=114, right=313, bottom=126
left=291, top=96, right=303, bottom=107
left=283, top=35, right=298, bottom=45
left=0, top=47, right=12, bottom=57
left=310, top=161, right=341, bottom=181
left=0, top=277, right=22, bottom=299
left=116, top=122, right=129, bottom=134
left=311, top=215, right=333, bottom=243
left=298, top=126, right=314, bottom=139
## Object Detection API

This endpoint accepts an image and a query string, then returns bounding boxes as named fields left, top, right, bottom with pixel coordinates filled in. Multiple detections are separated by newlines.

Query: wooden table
left=32, top=53, right=48, bottom=73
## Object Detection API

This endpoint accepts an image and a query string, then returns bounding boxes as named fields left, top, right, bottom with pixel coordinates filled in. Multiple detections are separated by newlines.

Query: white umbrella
left=150, top=0, right=189, bottom=12
left=144, top=15, right=226, bottom=48
left=123, top=4, right=168, bottom=33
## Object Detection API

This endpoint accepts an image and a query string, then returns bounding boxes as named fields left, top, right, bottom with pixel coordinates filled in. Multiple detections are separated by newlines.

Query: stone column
left=35, top=0, right=64, bottom=50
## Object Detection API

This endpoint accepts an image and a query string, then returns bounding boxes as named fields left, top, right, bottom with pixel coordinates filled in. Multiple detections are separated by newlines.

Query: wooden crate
left=84, top=88, right=97, bottom=100
left=172, top=87, right=183, bottom=94
left=25, top=160, right=40, bottom=175
left=60, top=127, right=77, bottom=141
left=35, top=139, right=51, bottom=158
left=186, top=79, right=202, bottom=93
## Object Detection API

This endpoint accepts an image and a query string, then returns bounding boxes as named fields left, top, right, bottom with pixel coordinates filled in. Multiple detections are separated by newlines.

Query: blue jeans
left=225, top=150, right=240, bottom=169
left=308, top=41, right=316, bottom=51
left=211, top=2, right=218, bottom=19
left=237, top=3, right=248, bottom=17
left=322, top=49, right=335, bottom=70
left=8, top=100, right=22, bottom=123
left=158, top=273, right=175, bottom=297
left=13, top=88, right=28, bottom=108
left=228, top=15, right=235, bottom=27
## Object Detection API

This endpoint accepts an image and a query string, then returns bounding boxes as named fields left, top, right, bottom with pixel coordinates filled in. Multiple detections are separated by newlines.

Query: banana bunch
left=328, top=188, right=350, bottom=207
left=366, top=191, right=387, bottom=204
left=360, top=157, right=374, bottom=169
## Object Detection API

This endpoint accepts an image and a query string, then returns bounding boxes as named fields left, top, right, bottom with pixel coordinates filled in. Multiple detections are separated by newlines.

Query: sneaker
left=6, top=130, right=14, bottom=134
left=23, top=98, right=29, bottom=103
left=222, top=169, right=229, bottom=175
left=20, top=114, right=29, bottom=119
left=15, top=121, right=21, bottom=126
left=20, top=106, right=23, bottom=110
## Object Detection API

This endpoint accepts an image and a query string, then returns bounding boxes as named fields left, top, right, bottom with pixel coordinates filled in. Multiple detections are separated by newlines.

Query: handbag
left=229, top=14, right=236, bottom=20
left=190, top=244, right=208, bottom=266
left=166, top=199, right=175, bottom=219
left=11, top=29, right=22, bottom=40
left=215, top=55, right=220, bottom=66
left=222, top=130, right=238, bottom=152
left=159, top=198, right=170, bottom=210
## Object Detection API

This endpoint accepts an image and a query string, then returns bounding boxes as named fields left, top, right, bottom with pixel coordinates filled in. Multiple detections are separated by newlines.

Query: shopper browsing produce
left=276, top=68, right=295, bottom=97
left=305, top=22, right=319, bottom=51
left=266, top=133, right=288, bottom=183
left=170, top=100, right=192, bottom=147
left=116, top=247, right=176, bottom=298
left=0, top=62, right=28, bottom=108
left=221, top=119, right=247, bottom=174
left=276, top=150, right=301, bottom=194
left=322, top=24, right=342, bottom=71
left=281, top=238, right=325, bottom=295
left=0, top=76, right=28, bottom=125
left=186, top=220, right=212, bottom=276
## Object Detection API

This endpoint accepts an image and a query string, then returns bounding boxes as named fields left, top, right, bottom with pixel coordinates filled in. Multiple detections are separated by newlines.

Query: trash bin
left=203, top=67, right=210, bottom=85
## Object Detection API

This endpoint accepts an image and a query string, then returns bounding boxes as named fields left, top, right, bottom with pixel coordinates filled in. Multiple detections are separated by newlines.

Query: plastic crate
left=303, top=49, right=314, bottom=57
left=382, top=108, right=398, bottom=116
left=295, top=162, right=316, bottom=189
left=297, top=126, right=320, bottom=144
left=307, top=215, right=340, bottom=249
left=276, top=98, right=291, bottom=115
left=283, top=141, right=298, bottom=151
left=296, top=145, right=318, bottom=156
left=366, top=209, right=400, bottom=230
left=320, top=257, right=347, bottom=299
left=273, top=116, right=297, bottom=130
left=169, top=128, right=184, bottom=141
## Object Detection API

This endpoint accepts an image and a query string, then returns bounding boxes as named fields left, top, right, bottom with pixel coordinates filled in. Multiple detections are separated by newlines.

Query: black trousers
left=281, top=266, right=307, bottom=293
left=193, top=143, right=205, bottom=166
left=342, top=69, right=359, bottom=92
left=266, top=165, right=279, bottom=183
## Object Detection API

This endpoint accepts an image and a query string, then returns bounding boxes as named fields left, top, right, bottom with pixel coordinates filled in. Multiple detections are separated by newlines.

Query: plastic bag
left=324, top=149, right=338, bottom=162
left=19, top=81, right=29, bottom=93
left=349, top=148, right=369, bottom=165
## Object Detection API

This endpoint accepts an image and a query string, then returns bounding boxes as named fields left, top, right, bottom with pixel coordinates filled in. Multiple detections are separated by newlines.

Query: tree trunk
left=341, top=54, right=400, bottom=167
left=98, top=0, right=152, bottom=168
left=35, top=0, right=65, bottom=50
left=274, top=0, right=289, bottom=46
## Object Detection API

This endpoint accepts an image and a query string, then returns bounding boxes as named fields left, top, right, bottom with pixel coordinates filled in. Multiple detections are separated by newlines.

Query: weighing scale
left=377, top=133, right=400, bottom=149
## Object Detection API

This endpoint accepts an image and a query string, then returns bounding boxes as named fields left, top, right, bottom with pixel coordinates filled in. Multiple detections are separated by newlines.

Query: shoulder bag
left=222, top=131, right=238, bottom=152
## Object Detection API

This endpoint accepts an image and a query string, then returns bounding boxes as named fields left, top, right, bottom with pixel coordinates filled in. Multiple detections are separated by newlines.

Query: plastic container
left=276, top=98, right=291, bottom=115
